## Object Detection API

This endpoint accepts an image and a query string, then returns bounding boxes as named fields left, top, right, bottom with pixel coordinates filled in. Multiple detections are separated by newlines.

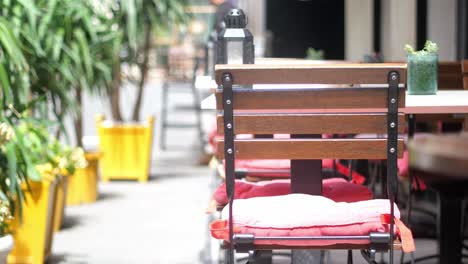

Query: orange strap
left=335, top=162, right=366, bottom=185
left=209, top=220, right=240, bottom=241
left=381, top=214, right=416, bottom=253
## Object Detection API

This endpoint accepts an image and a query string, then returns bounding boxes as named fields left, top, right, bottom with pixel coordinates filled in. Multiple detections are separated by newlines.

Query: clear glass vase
left=407, top=53, right=438, bottom=95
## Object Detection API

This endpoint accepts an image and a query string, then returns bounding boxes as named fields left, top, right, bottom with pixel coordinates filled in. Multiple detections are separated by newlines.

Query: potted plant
left=96, top=0, right=189, bottom=182
left=6, top=120, right=61, bottom=264
left=67, top=1, right=117, bottom=195
left=0, top=15, right=55, bottom=264
left=0, top=1, right=110, bottom=262
left=34, top=138, right=87, bottom=230
left=2, top=0, right=117, bottom=207
left=405, top=40, right=439, bottom=95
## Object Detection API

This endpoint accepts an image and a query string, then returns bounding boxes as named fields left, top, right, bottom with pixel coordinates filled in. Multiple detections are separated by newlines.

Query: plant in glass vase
left=405, top=40, right=439, bottom=95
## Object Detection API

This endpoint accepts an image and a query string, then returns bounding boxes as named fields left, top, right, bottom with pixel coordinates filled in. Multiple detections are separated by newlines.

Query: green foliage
left=305, top=48, right=325, bottom=60
left=0, top=0, right=118, bottom=229
left=113, top=0, right=189, bottom=64
left=1, top=0, right=119, bottom=120
left=406, top=41, right=438, bottom=95
left=0, top=117, right=46, bottom=219
left=405, top=40, right=439, bottom=56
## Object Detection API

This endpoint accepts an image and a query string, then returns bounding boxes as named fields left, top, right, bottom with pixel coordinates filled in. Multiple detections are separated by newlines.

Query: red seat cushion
left=210, top=194, right=414, bottom=252
left=233, top=159, right=366, bottom=184
left=212, top=178, right=372, bottom=206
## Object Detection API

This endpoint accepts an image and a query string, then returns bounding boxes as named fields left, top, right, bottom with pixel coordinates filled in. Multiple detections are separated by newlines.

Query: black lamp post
left=217, top=9, right=255, bottom=65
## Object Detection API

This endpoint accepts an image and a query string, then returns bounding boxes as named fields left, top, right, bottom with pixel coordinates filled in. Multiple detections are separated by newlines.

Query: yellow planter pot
left=96, top=116, right=154, bottom=183
left=66, top=152, right=101, bottom=205
left=8, top=179, right=58, bottom=264
left=53, top=175, right=67, bottom=232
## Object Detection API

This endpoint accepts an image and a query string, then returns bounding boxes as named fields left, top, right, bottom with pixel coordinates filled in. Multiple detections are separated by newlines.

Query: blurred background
left=0, top=0, right=467, bottom=263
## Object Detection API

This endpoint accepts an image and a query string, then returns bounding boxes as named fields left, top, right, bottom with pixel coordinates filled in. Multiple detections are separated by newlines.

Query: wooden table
left=409, top=134, right=468, bottom=264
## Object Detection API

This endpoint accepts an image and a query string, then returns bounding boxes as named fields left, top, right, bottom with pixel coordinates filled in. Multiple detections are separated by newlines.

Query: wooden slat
left=217, top=113, right=406, bottom=134
left=216, top=139, right=404, bottom=159
left=215, top=87, right=406, bottom=110
left=463, top=60, right=468, bottom=90
left=438, top=62, right=462, bottom=89
left=215, top=63, right=406, bottom=85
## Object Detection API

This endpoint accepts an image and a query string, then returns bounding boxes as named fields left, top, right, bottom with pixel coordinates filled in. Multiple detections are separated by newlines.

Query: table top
left=409, top=134, right=468, bottom=179
left=404, top=91, right=468, bottom=114
left=197, top=76, right=468, bottom=114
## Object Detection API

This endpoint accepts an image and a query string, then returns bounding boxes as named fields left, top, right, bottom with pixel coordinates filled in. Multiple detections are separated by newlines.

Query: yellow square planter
left=66, top=152, right=102, bottom=205
left=53, top=175, right=67, bottom=232
left=96, top=116, right=154, bottom=183
left=8, top=179, right=58, bottom=264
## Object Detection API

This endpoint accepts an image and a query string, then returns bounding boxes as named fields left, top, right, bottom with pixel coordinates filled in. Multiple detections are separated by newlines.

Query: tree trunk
left=111, top=57, right=123, bottom=121
left=131, top=23, right=151, bottom=122
left=53, top=95, right=66, bottom=140
left=55, top=108, right=66, bottom=140
left=74, top=86, right=83, bottom=148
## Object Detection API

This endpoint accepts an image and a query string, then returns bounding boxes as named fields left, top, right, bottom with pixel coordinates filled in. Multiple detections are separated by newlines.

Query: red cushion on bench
left=212, top=178, right=372, bottom=206
left=210, top=194, right=414, bottom=252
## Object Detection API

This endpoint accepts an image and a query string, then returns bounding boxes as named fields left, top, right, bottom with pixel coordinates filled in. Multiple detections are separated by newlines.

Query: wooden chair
left=212, top=63, right=413, bottom=263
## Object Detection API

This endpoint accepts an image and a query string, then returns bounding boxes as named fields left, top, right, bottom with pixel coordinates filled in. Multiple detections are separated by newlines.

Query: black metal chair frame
left=219, top=69, right=401, bottom=264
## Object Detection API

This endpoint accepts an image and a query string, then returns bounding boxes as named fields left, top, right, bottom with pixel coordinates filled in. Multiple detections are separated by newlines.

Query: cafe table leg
left=290, top=135, right=323, bottom=263
left=437, top=185, right=464, bottom=264
left=290, top=133, right=323, bottom=195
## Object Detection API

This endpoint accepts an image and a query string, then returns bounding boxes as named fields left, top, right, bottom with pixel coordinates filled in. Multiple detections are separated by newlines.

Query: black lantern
left=217, top=9, right=254, bottom=65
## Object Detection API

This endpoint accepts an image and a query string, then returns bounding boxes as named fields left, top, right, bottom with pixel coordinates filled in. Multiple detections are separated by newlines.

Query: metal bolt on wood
left=390, top=122, right=395, bottom=128
left=227, top=148, right=233, bottom=154
left=390, top=148, right=395, bottom=153
left=226, top=100, right=231, bottom=105
left=391, top=98, right=396, bottom=104
left=226, top=123, right=232, bottom=129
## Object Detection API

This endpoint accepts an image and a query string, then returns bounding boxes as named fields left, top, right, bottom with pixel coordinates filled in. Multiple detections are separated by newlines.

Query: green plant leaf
left=74, top=29, right=93, bottom=80
left=0, top=63, right=14, bottom=105
left=5, top=143, right=17, bottom=200
left=38, top=0, right=58, bottom=39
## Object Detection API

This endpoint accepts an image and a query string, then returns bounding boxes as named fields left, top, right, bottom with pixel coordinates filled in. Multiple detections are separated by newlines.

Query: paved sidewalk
left=51, top=149, right=213, bottom=264
left=52, top=72, right=217, bottom=263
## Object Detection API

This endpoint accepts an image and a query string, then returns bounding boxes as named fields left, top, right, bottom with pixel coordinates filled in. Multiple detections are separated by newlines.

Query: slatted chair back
left=215, top=63, right=406, bottom=160
left=215, top=63, right=407, bottom=259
